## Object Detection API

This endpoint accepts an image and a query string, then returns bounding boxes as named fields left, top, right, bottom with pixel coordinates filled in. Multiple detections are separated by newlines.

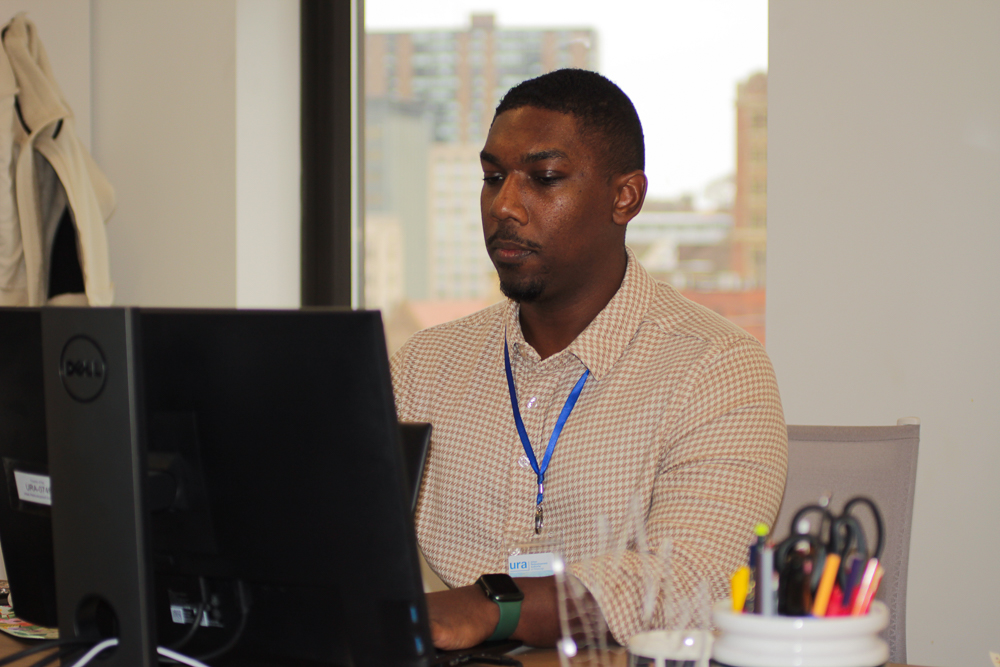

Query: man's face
left=480, top=107, right=623, bottom=304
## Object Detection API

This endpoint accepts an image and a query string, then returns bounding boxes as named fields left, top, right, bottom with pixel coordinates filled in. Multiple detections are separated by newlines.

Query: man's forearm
left=510, top=576, right=562, bottom=646
left=425, top=575, right=567, bottom=650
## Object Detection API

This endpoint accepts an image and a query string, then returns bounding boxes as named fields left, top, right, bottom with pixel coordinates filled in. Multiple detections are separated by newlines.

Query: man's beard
left=499, top=277, right=545, bottom=303
left=486, top=229, right=546, bottom=302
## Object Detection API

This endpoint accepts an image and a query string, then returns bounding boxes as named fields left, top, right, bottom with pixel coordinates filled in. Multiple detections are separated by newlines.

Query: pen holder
left=711, top=600, right=889, bottom=667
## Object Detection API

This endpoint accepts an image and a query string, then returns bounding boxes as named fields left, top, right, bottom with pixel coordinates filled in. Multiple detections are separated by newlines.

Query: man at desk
left=390, top=69, right=787, bottom=650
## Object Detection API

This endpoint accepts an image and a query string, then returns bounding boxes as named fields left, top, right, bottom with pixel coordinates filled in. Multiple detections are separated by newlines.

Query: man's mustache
left=485, top=228, right=542, bottom=250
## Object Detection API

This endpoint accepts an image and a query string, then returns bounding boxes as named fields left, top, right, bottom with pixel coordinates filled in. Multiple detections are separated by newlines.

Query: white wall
left=0, top=0, right=91, bottom=147
left=235, top=0, right=300, bottom=309
left=92, top=0, right=238, bottom=307
left=768, top=2, right=1000, bottom=665
left=90, top=0, right=299, bottom=308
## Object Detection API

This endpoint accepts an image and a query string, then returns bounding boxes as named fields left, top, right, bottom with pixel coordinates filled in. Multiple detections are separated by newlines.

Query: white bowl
left=711, top=600, right=889, bottom=667
left=628, top=629, right=713, bottom=667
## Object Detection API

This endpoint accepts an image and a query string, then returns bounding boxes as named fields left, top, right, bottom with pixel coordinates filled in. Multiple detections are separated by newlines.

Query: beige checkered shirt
left=390, top=249, right=787, bottom=642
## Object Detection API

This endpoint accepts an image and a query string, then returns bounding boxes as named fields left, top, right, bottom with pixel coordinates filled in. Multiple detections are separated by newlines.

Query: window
left=364, top=2, right=768, bottom=348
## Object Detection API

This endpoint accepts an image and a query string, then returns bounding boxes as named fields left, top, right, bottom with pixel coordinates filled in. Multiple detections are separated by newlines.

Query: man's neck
left=517, top=254, right=628, bottom=360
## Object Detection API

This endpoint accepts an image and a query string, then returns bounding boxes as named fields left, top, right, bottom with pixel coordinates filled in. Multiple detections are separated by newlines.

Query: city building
left=366, top=13, right=598, bottom=305
left=426, top=143, right=493, bottom=299
left=364, top=98, right=434, bottom=302
left=366, top=14, right=597, bottom=145
left=732, top=71, right=768, bottom=287
left=364, top=213, right=405, bottom=314
left=626, top=208, right=735, bottom=290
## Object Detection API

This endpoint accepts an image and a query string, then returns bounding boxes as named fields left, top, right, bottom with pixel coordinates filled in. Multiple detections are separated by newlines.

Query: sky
left=365, top=0, right=768, bottom=204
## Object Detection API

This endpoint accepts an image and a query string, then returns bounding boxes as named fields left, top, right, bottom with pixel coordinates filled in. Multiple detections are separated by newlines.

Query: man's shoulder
left=394, top=301, right=505, bottom=363
left=642, top=279, right=761, bottom=351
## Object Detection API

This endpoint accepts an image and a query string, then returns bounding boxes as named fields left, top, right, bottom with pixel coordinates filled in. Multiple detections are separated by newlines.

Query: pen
left=857, top=565, right=884, bottom=615
left=841, top=556, right=864, bottom=607
left=751, top=523, right=768, bottom=614
left=825, top=584, right=845, bottom=616
left=850, top=558, right=880, bottom=615
left=731, top=566, right=750, bottom=613
left=760, top=542, right=775, bottom=616
left=811, top=553, right=841, bottom=616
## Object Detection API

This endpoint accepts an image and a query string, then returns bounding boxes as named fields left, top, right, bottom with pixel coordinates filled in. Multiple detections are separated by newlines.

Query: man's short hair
left=493, top=68, right=645, bottom=177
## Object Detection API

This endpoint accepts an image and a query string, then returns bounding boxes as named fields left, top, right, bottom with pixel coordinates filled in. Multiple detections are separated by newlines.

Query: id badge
left=506, top=534, right=563, bottom=579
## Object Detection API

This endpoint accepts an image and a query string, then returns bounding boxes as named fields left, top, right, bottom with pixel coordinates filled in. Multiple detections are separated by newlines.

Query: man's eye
left=483, top=174, right=504, bottom=185
left=535, top=174, right=559, bottom=186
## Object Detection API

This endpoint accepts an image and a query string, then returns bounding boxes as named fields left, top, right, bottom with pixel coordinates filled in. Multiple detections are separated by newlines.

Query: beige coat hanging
left=0, top=13, right=115, bottom=306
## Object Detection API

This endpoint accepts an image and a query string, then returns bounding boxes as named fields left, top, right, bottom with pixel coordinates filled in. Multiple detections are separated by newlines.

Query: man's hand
left=425, top=583, right=499, bottom=650
left=425, top=576, right=564, bottom=651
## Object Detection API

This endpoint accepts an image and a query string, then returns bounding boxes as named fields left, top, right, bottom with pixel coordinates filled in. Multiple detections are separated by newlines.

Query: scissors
left=774, top=504, right=832, bottom=590
left=774, top=496, right=884, bottom=616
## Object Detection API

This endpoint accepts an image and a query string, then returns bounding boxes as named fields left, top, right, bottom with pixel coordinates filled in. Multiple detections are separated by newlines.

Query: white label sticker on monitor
left=170, top=605, right=213, bottom=627
left=14, top=471, right=51, bottom=506
left=507, top=552, right=556, bottom=578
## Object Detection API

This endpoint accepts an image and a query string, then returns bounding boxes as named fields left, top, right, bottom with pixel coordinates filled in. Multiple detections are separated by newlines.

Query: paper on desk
left=0, top=605, right=58, bottom=640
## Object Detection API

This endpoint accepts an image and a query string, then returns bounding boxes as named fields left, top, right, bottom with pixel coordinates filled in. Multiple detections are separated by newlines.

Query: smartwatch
left=475, top=573, right=524, bottom=641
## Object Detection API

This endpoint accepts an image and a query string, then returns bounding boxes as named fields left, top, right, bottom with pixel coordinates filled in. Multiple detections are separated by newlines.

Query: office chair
left=774, top=419, right=919, bottom=664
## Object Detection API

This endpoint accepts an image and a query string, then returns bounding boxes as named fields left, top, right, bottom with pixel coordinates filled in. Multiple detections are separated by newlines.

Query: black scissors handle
left=775, top=505, right=831, bottom=591
left=788, top=504, right=835, bottom=543
left=830, top=514, right=867, bottom=591
left=830, top=515, right=868, bottom=558
left=842, top=496, right=885, bottom=560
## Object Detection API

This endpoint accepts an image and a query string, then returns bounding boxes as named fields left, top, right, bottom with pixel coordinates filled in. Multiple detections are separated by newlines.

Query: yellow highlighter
left=811, top=553, right=841, bottom=616
left=731, top=565, right=751, bottom=612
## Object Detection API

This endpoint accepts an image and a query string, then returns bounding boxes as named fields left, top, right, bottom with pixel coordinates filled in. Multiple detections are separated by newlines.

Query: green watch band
left=487, top=597, right=521, bottom=641
left=476, top=574, right=524, bottom=642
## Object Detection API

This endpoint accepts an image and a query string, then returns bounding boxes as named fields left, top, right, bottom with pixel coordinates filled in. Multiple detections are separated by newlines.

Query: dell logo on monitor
left=60, top=336, right=107, bottom=403
left=64, top=359, right=104, bottom=378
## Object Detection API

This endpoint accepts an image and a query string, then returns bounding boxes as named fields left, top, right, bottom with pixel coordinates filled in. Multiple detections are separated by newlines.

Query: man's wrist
left=475, top=574, right=524, bottom=641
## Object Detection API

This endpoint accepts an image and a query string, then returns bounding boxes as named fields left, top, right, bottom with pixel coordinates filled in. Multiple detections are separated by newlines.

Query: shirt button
left=517, top=454, right=531, bottom=468
left=526, top=396, right=537, bottom=409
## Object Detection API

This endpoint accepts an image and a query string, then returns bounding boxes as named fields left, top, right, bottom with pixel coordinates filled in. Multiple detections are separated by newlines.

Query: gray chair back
left=774, top=423, right=919, bottom=664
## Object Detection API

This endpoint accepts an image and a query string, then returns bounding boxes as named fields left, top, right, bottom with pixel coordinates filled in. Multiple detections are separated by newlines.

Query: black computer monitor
left=0, top=309, right=58, bottom=627
left=0, top=307, right=433, bottom=667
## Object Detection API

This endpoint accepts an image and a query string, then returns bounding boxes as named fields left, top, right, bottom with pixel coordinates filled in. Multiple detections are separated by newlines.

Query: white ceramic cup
left=711, top=600, right=889, bottom=667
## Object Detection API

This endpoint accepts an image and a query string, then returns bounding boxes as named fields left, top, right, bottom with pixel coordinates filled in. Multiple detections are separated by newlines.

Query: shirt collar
left=503, top=247, right=655, bottom=381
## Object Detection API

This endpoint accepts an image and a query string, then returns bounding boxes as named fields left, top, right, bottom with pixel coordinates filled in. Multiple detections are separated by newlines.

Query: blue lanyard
left=504, top=331, right=589, bottom=533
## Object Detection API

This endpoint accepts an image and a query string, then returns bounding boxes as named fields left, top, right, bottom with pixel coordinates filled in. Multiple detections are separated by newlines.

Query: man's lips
left=490, top=242, right=535, bottom=262
left=486, top=231, right=541, bottom=263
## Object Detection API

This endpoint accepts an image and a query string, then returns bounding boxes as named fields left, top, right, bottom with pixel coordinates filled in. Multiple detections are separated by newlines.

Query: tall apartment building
left=732, top=72, right=768, bottom=287
left=366, top=14, right=597, bottom=300
left=367, top=14, right=596, bottom=145
left=426, top=143, right=493, bottom=299
left=364, top=98, right=433, bottom=306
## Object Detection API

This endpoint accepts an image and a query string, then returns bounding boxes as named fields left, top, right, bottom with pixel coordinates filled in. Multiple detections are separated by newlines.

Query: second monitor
left=22, top=307, right=433, bottom=666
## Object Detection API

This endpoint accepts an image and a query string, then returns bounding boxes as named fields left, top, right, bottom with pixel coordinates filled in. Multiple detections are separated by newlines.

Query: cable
left=192, top=579, right=250, bottom=662
left=66, top=638, right=118, bottom=667
left=14, top=639, right=212, bottom=667
left=0, top=639, right=88, bottom=667
left=11, top=637, right=214, bottom=667
left=167, top=576, right=209, bottom=650
left=157, top=646, right=212, bottom=667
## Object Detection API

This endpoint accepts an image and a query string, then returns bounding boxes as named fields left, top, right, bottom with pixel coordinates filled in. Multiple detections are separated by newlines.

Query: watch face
left=478, top=574, right=524, bottom=602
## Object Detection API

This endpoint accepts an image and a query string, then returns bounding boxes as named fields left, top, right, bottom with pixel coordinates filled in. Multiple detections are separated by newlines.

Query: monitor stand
left=41, top=308, right=157, bottom=666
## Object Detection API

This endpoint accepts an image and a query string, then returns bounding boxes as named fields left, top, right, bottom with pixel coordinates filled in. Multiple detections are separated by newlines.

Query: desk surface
left=517, top=648, right=919, bottom=667
left=0, top=631, right=55, bottom=667
left=0, top=632, right=922, bottom=667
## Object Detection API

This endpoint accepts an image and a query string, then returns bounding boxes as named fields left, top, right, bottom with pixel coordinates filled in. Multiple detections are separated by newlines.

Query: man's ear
left=612, top=170, right=648, bottom=227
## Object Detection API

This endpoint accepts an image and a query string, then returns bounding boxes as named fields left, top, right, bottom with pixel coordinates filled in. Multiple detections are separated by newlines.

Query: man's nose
left=489, top=176, right=528, bottom=223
